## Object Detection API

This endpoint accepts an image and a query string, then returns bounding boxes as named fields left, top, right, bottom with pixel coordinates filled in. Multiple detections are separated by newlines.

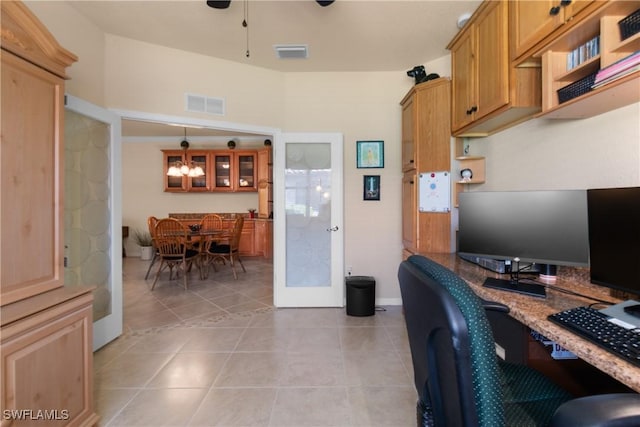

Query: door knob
left=327, top=226, right=339, bottom=232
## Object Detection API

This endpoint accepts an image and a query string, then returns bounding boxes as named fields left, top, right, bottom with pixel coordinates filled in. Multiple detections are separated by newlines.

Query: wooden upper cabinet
left=511, top=0, right=595, bottom=63
left=448, top=0, right=541, bottom=137
left=401, top=95, right=416, bottom=172
left=1, top=1, right=77, bottom=305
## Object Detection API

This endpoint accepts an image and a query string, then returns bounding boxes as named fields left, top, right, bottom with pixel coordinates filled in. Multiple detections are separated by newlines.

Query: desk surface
left=422, top=253, right=640, bottom=393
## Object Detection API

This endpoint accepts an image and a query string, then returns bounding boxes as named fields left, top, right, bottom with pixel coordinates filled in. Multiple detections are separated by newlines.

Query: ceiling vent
left=273, top=44, right=309, bottom=59
left=185, top=93, right=225, bottom=116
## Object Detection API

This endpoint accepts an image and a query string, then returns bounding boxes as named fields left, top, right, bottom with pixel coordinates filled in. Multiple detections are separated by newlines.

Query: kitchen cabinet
left=257, top=147, right=273, bottom=218
left=535, top=1, right=640, bottom=118
left=448, top=0, right=542, bottom=137
left=400, top=78, right=452, bottom=255
left=511, top=0, right=596, bottom=63
left=0, top=1, right=98, bottom=426
left=163, top=149, right=259, bottom=192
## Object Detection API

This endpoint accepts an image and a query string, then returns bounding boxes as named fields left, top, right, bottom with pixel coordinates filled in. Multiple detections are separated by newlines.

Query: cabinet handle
left=409, top=159, right=414, bottom=163
left=410, top=181, right=414, bottom=185
left=560, top=0, right=572, bottom=6
left=549, top=5, right=561, bottom=15
left=466, top=105, right=478, bottom=115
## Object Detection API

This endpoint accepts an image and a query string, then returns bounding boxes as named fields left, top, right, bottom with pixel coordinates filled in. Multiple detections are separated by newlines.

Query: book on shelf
left=592, top=64, right=640, bottom=89
left=594, top=51, right=640, bottom=83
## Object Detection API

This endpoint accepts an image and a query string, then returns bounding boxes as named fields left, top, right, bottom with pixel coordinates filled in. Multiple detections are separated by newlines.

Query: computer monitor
left=587, top=187, right=640, bottom=299
left=458, top=190, right=590, bottom=297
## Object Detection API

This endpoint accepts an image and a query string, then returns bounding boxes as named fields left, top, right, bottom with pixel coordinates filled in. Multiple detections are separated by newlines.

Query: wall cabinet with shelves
left=163, top=149, right=260, bottom=193
left=511, top=0, right=596, bottom=63
left=448, top=0, right=542, bottom=137
left=400, top=78, right=452, bottom=255
left=535, top=1, right=640, bottom=118
left=257, top=147, right=273, bottom=218
left=454, top=155, right=486, bottom=207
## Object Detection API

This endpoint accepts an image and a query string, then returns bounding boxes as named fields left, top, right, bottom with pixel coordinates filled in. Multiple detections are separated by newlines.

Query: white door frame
left=273, top=132, right=344, bottom=307
left=65, top=95, right=123, bottom=351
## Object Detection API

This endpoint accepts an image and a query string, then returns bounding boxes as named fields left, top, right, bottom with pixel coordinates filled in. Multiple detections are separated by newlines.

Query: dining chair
left=207, top=215, right=246, bottom=279
left=144, top=216, right=160, bottom=280
left=198, top=214, right=225, bottom=279
left=151, top=218, right=199, bottom=290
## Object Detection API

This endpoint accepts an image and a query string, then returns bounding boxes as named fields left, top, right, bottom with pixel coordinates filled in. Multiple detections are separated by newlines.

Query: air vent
left=185, top=93, right=225, bottom=115
left=273, top=44, right=309, bottom=59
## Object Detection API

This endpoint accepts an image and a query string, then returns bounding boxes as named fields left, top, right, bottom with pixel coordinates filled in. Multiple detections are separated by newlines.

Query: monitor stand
left=483, top=277, right=546, bottom=298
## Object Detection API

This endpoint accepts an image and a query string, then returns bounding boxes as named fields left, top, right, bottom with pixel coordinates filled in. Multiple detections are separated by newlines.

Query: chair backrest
left=154, top=218, right=189, bottom=257
left=229, top=216, right=244, bottom=250
left=200, top=214, right=223, bottom=232
left=147, top=216, right=159, bottom=245
left=398, top=255, right=504, bottom=427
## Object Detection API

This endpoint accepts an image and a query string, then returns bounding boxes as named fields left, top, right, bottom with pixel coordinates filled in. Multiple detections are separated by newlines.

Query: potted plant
left=133, top=229, right=154, bottom=261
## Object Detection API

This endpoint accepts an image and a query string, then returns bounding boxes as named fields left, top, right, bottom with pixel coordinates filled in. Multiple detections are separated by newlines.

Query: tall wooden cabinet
left=1, top=2, right=98, bottom=426
left=400, top=78, right=452, bottom=256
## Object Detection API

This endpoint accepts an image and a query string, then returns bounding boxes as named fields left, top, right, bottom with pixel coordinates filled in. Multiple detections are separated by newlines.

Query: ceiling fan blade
left=316, top=0, right=335, bottom=6
left=207, top=0, right=231, bottom=9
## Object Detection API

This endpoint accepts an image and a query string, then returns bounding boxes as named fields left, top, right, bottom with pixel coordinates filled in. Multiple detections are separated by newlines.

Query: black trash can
left=345, top=276, right=375, bottom=316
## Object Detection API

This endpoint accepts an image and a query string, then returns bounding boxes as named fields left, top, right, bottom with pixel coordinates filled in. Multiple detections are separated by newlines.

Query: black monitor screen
left=458, top=190, right=590, bottom=267
left=587, top=187, right=640, bottom=296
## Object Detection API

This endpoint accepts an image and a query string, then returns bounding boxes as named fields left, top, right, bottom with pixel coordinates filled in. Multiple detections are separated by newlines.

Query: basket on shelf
left=618, top=8, right=640, bottom=41
left=557, top=73, right=597, bottom=104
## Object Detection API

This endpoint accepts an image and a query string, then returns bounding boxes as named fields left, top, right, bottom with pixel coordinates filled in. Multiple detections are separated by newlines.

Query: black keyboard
left=548, top=306, right=640, bottom=368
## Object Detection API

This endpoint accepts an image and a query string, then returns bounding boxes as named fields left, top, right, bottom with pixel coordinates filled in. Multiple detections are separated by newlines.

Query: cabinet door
left=212, top=153, right=233, bottom=191
left=476, top=0, right=509, bottom=119
left=402, top=171, right=417, bottom=252
left=451, top=28, right=476, bottom=131
left=511, top=0, right=563, bottom=60
left=1, top=52, right=65, bottom=304
left=511, top=0, right=593, bottom=60
left=235, top=152, right=257, bottom=191
left=163, top=150, right=187, bottom=192
left=401, top=96, right=415, bottom=172
left=186, top=151, right=210, bottom=191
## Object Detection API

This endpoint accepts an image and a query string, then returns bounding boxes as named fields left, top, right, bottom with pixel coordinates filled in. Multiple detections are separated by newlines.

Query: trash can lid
left=345, top=276, right=375, bottom=282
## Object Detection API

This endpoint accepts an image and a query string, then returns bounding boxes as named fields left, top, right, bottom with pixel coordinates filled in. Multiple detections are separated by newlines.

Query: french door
left=64, top=95, right=122, bottom=350
left=274, top=132, right=344, bottom=307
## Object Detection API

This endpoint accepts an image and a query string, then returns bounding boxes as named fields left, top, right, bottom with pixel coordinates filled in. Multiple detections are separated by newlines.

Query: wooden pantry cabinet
left=448, top=0, right=542, bottom=137
left=1, top=1, right=98, bottom=426
left=400, top=78, right=452, bottom=255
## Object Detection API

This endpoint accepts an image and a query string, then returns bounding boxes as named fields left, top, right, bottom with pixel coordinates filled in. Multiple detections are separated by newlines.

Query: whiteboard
left=418, top=171, right=451, bottom=213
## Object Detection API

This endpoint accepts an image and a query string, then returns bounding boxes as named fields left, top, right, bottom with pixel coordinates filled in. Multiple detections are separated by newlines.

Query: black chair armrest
left=481, top=298, right=510, bottom=313
left=550, top=393, right=640, bottom=427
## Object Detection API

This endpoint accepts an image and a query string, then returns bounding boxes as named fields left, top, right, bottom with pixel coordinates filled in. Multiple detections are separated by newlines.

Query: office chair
left=398, top=254, right=640, bottom=427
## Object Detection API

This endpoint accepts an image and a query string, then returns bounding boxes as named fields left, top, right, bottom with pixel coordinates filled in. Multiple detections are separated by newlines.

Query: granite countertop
left=420, top=252, right=640, bottom=393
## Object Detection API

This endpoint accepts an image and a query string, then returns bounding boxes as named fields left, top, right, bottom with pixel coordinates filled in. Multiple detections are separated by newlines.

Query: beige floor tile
left=269, top=387, right=352, bottom=427
left=286, top=327, right=341, bottom=352
left=342, top=351, right=412, bottom=386
left=107, top=388, right=207, bottom=426
left=348, top=386, right=417, bottom=426
left=281, top=351, right=346, bottom=386
left=148, top=352, right=230, bottom=388
left=339, top=327, right=393, bottom=352
left=235, top=327, right=291, bottom=352
left=125, top=328, right=193, bottom=353
left=214, top=352, right=286, bottom=387
left=170, top=299, right=225, bottom=320
left=124, top=308, right=181, bottom=330
left=94, top=388, right=139, bottom=426
left=95, top=352, right=173, bottom=388
left=189, top=388, right=277, bottom=427
left=181, top=328, right=245, bottom=352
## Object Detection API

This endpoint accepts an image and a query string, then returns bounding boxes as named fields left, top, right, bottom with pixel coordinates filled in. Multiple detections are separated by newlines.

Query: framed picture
left=363, top=175, right=381, bottom=201
left=356, top=140, right=384, bottom=168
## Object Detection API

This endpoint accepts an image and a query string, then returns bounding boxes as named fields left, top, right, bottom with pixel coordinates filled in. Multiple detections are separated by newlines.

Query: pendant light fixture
left=167, top=128, right=205, bottom=178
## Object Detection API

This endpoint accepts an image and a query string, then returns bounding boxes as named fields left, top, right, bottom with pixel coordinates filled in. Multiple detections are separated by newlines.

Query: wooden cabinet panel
left=1, top=289, right=97, bottom=427
left=511, top=0, right=595, bottom=63
left=400, top=78, right=452, bottom=255
left=448, top=0, right=541, bottom=137
left=401, top=96, right=416, bottom=172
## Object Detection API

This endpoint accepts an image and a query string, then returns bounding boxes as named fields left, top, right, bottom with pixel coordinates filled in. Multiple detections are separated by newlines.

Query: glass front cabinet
left=163, top=149, right=257, bottom=192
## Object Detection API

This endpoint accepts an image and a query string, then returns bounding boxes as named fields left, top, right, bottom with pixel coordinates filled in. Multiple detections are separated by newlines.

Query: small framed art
left=356, top=140, right=384, bottom=168
left=363, top=175, right=380, bottom=201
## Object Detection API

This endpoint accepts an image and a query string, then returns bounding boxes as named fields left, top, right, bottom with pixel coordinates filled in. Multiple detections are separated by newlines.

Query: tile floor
left=94, top=256, right=416, bottom=426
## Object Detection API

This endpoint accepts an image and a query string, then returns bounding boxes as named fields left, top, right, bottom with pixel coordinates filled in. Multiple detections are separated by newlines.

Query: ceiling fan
left=206, top=1, right=334, bottom=9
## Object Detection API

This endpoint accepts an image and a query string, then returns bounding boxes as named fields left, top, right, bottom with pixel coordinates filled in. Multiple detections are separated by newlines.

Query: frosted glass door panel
left=285, top=143, right=331, bottom=287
